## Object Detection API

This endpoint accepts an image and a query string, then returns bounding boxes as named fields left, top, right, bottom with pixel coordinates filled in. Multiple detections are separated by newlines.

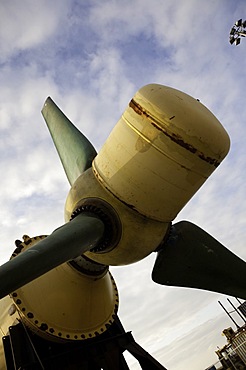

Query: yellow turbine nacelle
left=0, top=84, right=236, bottom=370
left=65, top=84, right=230, bottom=266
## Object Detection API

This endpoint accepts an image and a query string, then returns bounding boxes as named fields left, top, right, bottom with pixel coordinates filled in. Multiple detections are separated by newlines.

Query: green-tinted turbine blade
left=152, top=221, right=246, bottom=300
left=42, top=97, right=97, bottom=185
left=0, top=213, right=104, bottom=299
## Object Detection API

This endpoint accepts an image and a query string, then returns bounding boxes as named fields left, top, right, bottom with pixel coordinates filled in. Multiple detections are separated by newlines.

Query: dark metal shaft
left=0, top=213, right=104, bottom=299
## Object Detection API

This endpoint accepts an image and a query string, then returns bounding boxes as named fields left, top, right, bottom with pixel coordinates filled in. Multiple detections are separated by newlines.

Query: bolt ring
left=70, top=198, right=122, bottom=254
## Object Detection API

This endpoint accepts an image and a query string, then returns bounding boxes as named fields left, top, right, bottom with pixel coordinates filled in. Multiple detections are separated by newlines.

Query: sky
left=0, top=0, right=246, bottom=369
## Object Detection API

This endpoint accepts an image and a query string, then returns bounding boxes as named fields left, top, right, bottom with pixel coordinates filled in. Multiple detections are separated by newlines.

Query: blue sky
left=0, top=1, right=246, bottom=369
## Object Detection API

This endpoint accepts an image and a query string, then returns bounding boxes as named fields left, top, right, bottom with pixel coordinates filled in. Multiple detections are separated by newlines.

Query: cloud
left=152, top=313, right=241, bottom=370
left=0, top=0, right=72, bottom=61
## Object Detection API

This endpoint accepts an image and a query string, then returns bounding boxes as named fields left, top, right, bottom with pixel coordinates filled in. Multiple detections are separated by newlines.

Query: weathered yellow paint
left=0, top=296, right=19, bottom=370
left=65, top=84, right=230, bottom=266
left=65, top=168, right=169, bottom=265
left=93, top=84, right=230, bottom=222
left=10, top=237, right=118, bottom=342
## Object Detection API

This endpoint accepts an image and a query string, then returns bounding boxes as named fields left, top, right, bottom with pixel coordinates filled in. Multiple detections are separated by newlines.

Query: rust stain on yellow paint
left=129, top=98, right=220, bottom=167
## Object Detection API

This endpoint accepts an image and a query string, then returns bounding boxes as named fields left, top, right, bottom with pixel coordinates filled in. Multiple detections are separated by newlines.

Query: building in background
left=207, top=300, right=246, bottom=370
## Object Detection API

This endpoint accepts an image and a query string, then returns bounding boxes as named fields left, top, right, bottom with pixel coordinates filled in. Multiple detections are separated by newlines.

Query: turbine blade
left=42, top=97, right=97, bottom=185
left=0, top=213, right=104, bottom=299
left=152, top=221, right=246, bottom=299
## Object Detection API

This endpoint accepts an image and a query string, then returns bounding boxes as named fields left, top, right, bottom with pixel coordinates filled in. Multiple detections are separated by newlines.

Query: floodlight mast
left=229, top=19, right=246, bottom=45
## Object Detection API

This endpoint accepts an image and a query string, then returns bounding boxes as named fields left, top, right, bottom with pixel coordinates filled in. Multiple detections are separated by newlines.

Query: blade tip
left=41, top=97, right=53, bottom=115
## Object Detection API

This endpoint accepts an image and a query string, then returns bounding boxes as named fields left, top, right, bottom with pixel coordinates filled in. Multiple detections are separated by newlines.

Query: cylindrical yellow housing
left=93, top=84, right=230, bottom=222
left=65, top=83, right=230, bottom=266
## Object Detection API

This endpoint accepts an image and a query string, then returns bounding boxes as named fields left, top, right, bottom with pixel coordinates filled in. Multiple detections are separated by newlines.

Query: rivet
left=40, top=323, right=48, bottom=331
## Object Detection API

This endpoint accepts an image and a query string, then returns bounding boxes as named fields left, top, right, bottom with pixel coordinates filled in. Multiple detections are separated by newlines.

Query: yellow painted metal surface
left=93, top=84, right=230, bottom=222
left=10, top=236, right=119, bottom=342
left=65, top=168, right=168, bottom=265
left=0, top=295, right=19, bottom=370
left=65, top=84, right=230, bottom=266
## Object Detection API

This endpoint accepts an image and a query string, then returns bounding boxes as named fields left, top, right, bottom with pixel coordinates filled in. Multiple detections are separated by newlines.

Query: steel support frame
left=2, top=316, right=167, bottom=370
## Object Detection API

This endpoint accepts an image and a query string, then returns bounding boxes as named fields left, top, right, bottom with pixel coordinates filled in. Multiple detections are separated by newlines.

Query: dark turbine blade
left=152, top=221, right=246, bottom=299
left=0, top=213, right=104, bottom=299
left=42, top=97, right=97, bottom=185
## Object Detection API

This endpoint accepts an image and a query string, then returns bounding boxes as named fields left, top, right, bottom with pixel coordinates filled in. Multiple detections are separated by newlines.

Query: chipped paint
left=129, top=98, right=220, bottom=167
left=93, top=84, right=229, bottom=226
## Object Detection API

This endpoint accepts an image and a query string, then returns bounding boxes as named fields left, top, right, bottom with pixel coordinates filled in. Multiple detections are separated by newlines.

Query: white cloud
left=0, top=0, right=70, bottom=61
